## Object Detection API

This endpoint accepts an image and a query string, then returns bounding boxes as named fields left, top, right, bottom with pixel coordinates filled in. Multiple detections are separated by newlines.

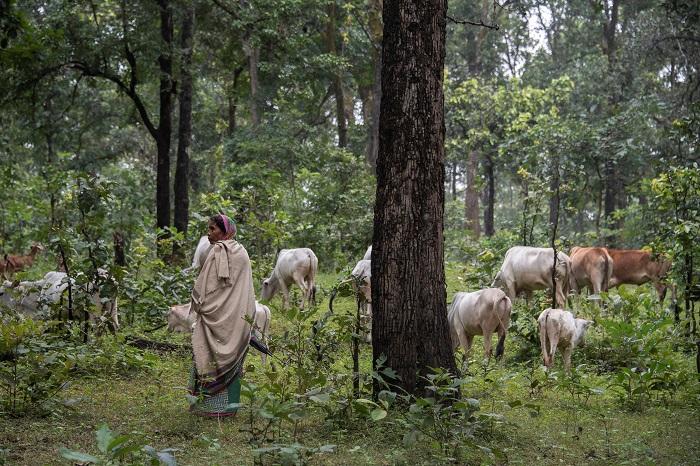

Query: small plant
left=59, top=424, right=177, bottom=465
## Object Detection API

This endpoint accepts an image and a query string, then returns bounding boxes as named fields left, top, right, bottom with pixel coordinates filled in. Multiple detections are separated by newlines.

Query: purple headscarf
left=219, top=214, right=237, bottom=238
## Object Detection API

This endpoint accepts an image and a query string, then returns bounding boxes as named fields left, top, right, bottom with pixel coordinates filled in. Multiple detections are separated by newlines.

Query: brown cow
left=569, top=247, right=613, bottom=296
left=606, top=249, right=672, bottom=301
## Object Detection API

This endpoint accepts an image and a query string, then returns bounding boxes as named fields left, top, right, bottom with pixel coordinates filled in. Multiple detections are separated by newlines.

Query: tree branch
left=447, top=15, right=499, bottom=30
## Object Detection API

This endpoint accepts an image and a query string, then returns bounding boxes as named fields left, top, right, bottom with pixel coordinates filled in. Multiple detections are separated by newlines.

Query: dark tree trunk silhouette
left=174, top=3, right=194, bottom=257
left=156, top=0, right=174, bottom=247
left=465, top=149, right=480, bottom=237
left=371, top=0, right=456, bottom=396
left=483, top=153, right=495, bottom=236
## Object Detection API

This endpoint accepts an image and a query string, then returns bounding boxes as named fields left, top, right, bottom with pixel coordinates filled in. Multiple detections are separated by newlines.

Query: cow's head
left=573, top=318, right=593, bottom=347
left=260, top=278, right=276, bottom=301
left=167, top=303, right=194, bottom=333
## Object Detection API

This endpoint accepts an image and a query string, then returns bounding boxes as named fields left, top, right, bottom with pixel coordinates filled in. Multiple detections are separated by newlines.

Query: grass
left=1, top=272, right=699, bottom=465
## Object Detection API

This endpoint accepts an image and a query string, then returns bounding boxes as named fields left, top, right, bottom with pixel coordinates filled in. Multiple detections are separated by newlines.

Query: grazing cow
left=606, top=249, right=672, bottom=301
left=184, top=236, right=212, bottom=272
left=261, top=248, right=318, bottom=309
left=0, top=270, right=119, bottom=330
left=362, top=246, right=372, bottom=261
left=448, top=288, right=512, bottom=361
left=167, top=301, right=271, bottom=364
left=569, top=246, right=613, bottom=296
left=537, top=308, right=592, bottom=373
left=4, top=243, right=44, bottom=276
left=492, top=246, right=575, bottom=308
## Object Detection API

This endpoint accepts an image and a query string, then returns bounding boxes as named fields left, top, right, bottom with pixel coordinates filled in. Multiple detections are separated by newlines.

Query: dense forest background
left=1, top=1, right=699, bottom=464
left=1, top=0, right=698, bottom=275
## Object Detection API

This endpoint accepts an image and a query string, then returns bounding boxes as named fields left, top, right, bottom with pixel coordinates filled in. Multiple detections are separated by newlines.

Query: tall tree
left=174, top=2, right=195, bottom=248
left=371, top=0, right=456, bottom=395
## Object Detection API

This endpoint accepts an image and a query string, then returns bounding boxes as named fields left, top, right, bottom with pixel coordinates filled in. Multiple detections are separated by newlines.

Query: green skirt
left=188, top=367, right=241, bottom=417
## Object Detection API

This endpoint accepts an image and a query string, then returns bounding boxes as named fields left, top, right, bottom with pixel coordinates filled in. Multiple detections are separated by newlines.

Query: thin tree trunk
left=550, top=154, right=561, bottom=309
left=366, top=0, right=382, bottom=170
left=156, top=0, right=174, bottom=251
left=174, top=4, right=194, bottom=254
left=243, top=31, right=260, bottom=127
left=372, top=0, right=456, bottom=396
left=227, top=66, right=244, bottom=137
left=465, top=149, right=480, bottom=237
left=325, top=2, right=347, bottom=147
left=483, top=154, right=495, bottom=236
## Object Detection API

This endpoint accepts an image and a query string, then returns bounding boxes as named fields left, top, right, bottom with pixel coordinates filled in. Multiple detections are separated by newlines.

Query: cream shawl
left=191, top=239, right=256, bottom=390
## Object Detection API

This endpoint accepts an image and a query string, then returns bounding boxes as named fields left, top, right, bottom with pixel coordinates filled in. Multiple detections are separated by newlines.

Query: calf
left=569, top=246, right=613, bottom=296
left=4, top=243, right=44, bottom=276
left=448, top=288, right=512, bottom=361
left=537, top=308, right=592, bottom=373
left=492, top=246, right=575, bottom=308
left=261, top=248, right=318, bottom=309
left=0, top=270, right=119, bottom=330
left=606, top=249, right=672, bottom=302
left=167, top=301, right=271, bottom=364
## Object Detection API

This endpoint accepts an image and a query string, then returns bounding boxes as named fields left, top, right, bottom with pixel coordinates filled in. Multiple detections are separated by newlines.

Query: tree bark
left=174, top=3, right=194, bottom=248
left=372, top=0, right=456, bottom=396
left=464, top=149, right=480, bottom=237
left=483, top=153, right=495, bottom=236
left=156, top=0, right=174, bottom=246
left=325, top=2, right=347, bottom=147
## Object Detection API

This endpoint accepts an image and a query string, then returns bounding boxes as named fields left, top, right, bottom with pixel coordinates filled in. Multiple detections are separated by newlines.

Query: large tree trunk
left=173, top=3, right=194, bottom=254
left=156, top=0, right=174, bottom=246
left=483, top=153, right=495, bottom=236
left=372, top=0, right=456, bottom=396
left=325, top=2, right=347, bottom=147
left=464, top=149, right=480, bottom=238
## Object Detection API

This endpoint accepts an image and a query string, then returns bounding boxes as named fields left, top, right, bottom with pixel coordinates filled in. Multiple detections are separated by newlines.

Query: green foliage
left=60, top=424, right=177, bottom=465
left=0, top=317, right=72, bottom=416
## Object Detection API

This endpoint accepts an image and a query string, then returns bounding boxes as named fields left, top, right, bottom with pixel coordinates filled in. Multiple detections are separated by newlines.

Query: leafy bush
left=60, top=424, right=177, bottom=465
left=0, top=317, right=73, bottom=416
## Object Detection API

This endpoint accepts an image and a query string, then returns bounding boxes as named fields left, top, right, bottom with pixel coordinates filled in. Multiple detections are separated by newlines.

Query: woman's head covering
left=219, top=214, right=236, bottom=239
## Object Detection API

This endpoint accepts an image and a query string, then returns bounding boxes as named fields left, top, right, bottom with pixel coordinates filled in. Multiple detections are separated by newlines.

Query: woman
left=188, top=214, right=256, bottom=417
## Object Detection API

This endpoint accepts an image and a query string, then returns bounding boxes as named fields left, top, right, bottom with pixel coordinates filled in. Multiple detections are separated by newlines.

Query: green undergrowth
left=1, top=272, right=699, bottom=465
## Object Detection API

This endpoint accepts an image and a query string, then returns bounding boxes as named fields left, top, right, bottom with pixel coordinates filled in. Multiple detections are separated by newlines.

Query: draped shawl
left=190, top=239, right=256, bottom=394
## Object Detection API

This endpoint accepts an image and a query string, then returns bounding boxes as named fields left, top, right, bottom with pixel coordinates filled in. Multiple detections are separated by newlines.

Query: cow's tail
left=494, top=294, right=509, bottom=359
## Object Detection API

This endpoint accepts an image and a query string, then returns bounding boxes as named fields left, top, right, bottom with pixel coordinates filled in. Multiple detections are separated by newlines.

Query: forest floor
left=1, top=271, right=699, bottom=465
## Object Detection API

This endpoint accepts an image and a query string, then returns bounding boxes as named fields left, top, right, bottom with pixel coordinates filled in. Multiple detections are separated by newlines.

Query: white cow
left=492, top=246, right=575, bottom=308
left=537, top=308, right=592, bottom=372
left=184, top=236, right=212, bottom=272
left=0, top=270, right=119, bottom=330
left=261, top=248, right=318, bottom=309
left=448, top=288, right=512, bottom=360
left=167, top=301, right=271, bottom=364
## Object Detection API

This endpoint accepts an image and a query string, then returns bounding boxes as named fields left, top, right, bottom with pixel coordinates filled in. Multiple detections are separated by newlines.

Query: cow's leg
left=548, top=332, right=560, bottom=369
left=539, top=322, right=550, bottom=367
left=563, top=345, right=573, bottom=374
left=279, top=282, right=290, bottom=309
left=482, top=330, right=493, bottom=360
left=292, top=272, right=309, bottom=308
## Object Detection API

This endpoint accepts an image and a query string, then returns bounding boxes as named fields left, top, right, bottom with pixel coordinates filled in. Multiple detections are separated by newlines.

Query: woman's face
left=207, top=220, right=226, bottom=244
